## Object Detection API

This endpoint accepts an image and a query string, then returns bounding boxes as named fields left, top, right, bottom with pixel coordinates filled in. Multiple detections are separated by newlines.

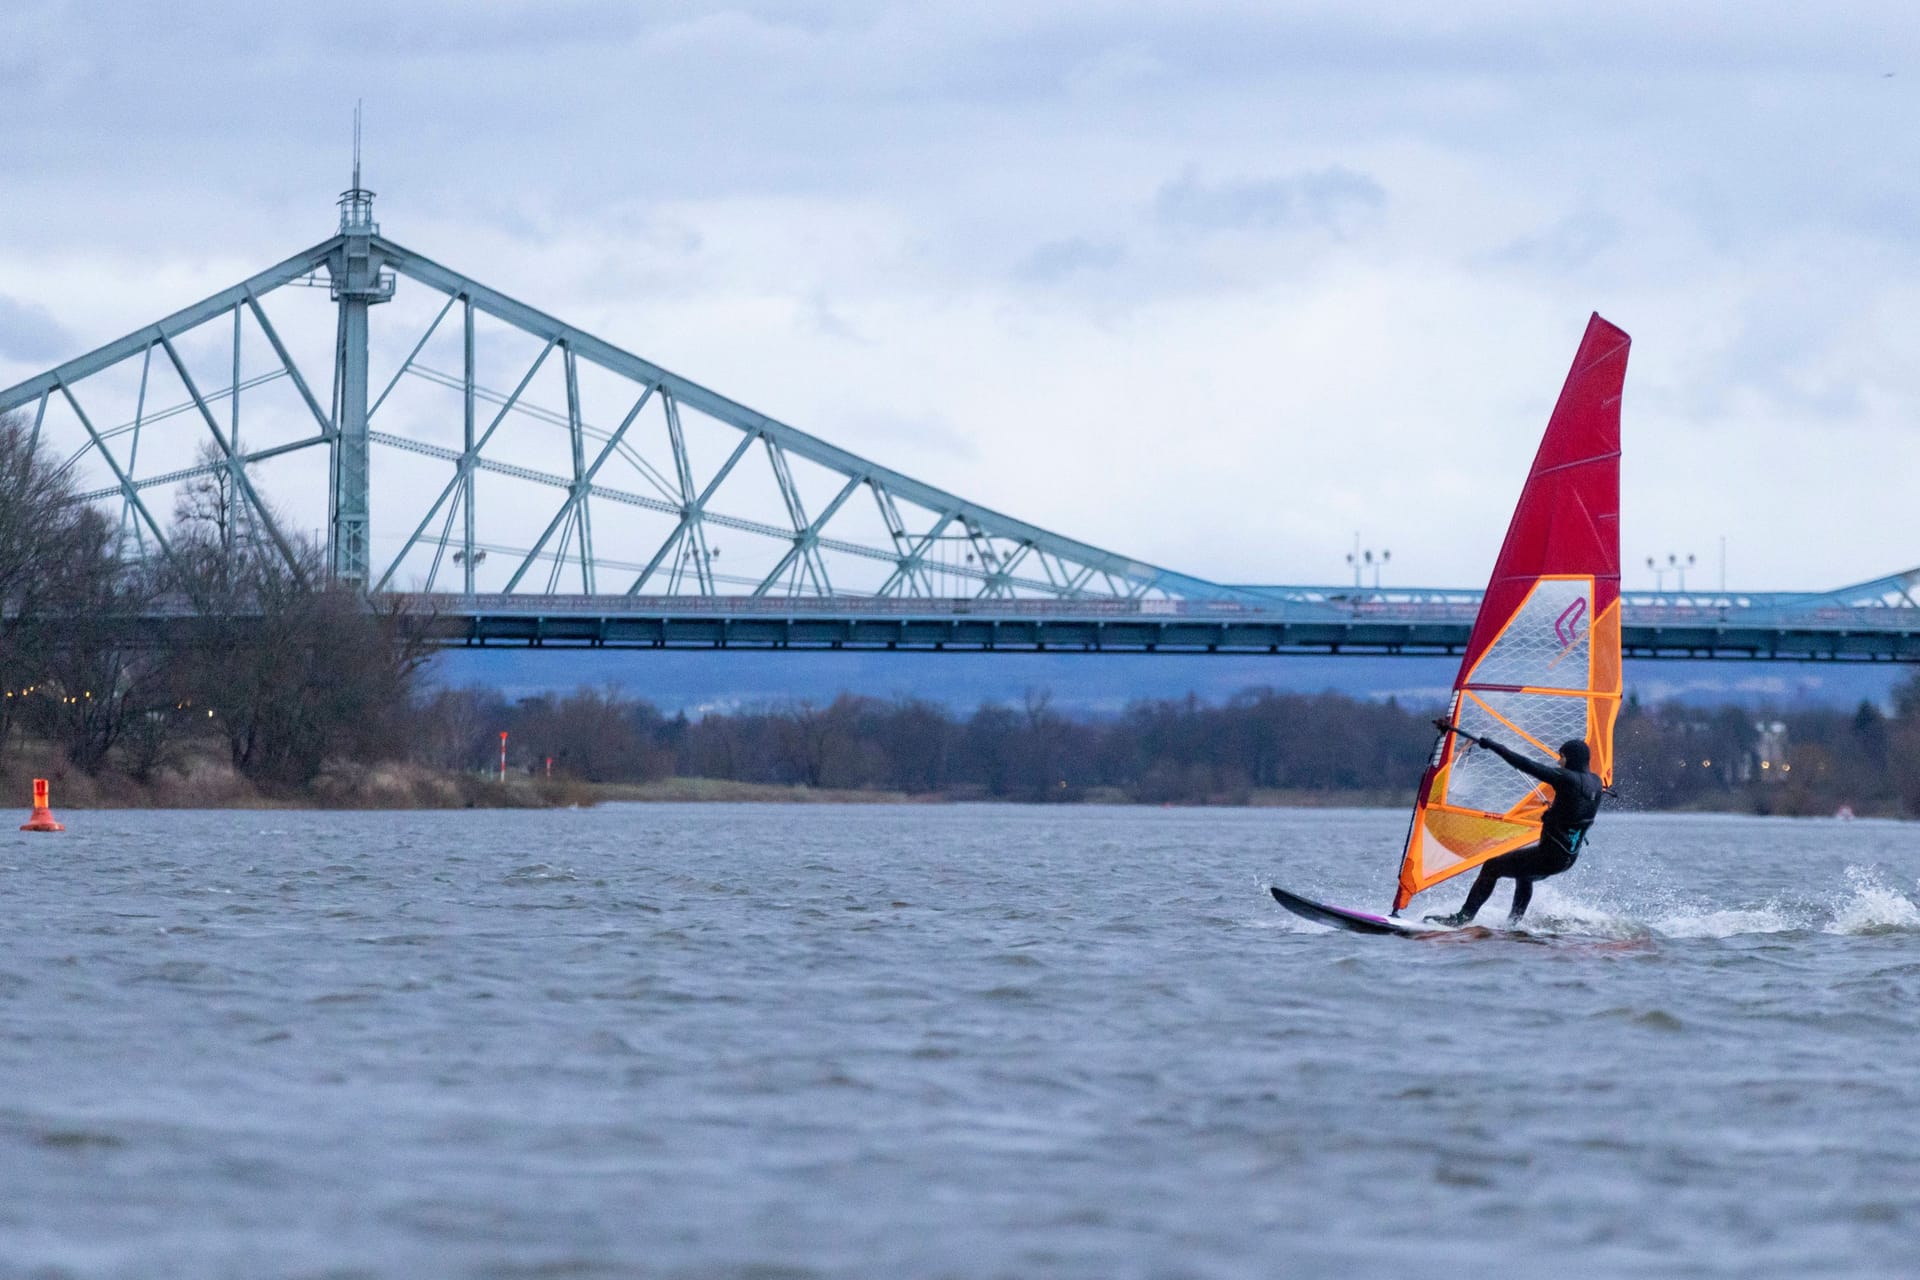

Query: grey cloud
left=5, top=4, right=1914, bottom=256
left=893, top=5, right=1920, bottom=113
left=1682, top=291, right=1869, bottom=424
left=800, top=293, right=867, bottom=343
left=1480, top=212, right=1620, bottom=270
left=0, top=294, right=73, bottom=364
left=1153, top=166, right=1385, bottom=236
left=1017, top=237, right=1124, bottom=282
left=834, top=405, right=976, bottom=461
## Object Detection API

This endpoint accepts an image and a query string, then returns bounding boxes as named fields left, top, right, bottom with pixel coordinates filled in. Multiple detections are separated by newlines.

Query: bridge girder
left=0, top=205, right=1258, bottom=607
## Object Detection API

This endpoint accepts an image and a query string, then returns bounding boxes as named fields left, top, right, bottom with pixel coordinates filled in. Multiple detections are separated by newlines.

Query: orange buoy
left=20, top=778, right=63, bottom=832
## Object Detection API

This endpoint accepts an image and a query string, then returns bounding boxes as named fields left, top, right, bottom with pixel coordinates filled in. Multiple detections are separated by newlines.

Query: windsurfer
left=1424, top=719, right=1604, bottom=926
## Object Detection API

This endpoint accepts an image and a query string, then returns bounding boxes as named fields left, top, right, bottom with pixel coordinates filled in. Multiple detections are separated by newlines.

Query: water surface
left=2, top=805, right=1917, bottom=1278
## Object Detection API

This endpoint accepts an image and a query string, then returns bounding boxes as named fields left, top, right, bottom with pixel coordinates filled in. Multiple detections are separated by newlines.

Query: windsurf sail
left=1393, top=314, right=1629, bottom=912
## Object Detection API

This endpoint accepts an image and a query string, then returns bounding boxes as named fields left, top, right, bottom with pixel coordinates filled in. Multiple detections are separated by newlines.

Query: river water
left=1, top=804, right=1917, bottom=1278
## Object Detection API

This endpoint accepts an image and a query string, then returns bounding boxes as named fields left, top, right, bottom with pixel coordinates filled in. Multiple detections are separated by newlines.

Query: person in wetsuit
left=1424, top=719, right=1604, bottom=927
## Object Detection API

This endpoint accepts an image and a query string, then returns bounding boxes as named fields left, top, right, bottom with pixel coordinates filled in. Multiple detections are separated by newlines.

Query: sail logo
left=1553, top=598, right=1588, bottom=647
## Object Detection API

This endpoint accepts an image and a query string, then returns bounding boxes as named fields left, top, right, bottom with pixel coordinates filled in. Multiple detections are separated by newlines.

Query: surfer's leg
left=1428, top=845, right=1548, bottom=925
left=1439, top=856, right=1515, bottom=925
left=1508, top=877, right=1534, bottom=924
left=1505, top=844, right=1579, bottom=924
left=1457, top=862, right=1502, bottom=921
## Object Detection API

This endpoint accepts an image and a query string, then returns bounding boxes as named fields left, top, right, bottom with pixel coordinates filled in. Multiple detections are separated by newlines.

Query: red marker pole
left=21, top=778, right=63, bottom=832
left=545, top=756, right=553, bottom=779
left=498, top=731, right=508, bottom=783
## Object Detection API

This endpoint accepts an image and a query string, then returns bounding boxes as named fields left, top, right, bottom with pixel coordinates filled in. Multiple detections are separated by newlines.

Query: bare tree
left=163, top=513, right=430, bottom=787
left=0, top=412, right=133, bottom=767
left=173, top=440, right=250, bottom=555
left=30, top=516, right=163, bottom=774
left=777, top=699, right=835, bottom=788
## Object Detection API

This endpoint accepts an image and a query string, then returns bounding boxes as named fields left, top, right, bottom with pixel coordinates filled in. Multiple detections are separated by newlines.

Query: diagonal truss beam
left=157, top=332, right=305, bottom=577
left=372, top=336, right=558, bottom=591
left=0, top=239, right=344, bottom=415
left=244, top=292, right=334, bottom=436
left=503, top=381, right=656, bottom=592
left=661, top=392, right=715, bottom=595
left=753, top=471, right=865, bottom=598
left=0, top=227, right=1262, bottom=604
left=370, top=235, right=1249, bottom=602
left=628, top=427, right=757, bottom=595
left=58, top=382, right=175, bottom=564
left=878, top=511, right=958, bottom=598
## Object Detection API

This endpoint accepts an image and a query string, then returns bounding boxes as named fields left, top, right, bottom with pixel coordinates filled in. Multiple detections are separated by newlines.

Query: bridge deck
left=398, top=594, right=1920, bottom=662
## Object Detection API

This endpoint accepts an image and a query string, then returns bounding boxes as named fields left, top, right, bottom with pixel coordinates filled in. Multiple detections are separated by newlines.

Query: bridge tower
left=325, top=114, right=393, bottom=585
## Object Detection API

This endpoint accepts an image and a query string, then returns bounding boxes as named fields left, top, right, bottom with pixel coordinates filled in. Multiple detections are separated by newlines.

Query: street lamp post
left=452, top=547, right=487, bottom=597
left=1647, top=552, right=1697, bottom=593
left=1346, top=537, right=1390, bottom=591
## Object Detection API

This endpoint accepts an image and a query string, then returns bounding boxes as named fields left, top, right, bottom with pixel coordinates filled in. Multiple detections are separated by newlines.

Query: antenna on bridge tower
left=338, top=100, right=377, bottom=234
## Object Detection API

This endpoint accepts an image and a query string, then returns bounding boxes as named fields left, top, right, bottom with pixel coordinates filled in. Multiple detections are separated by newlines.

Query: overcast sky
left=3, top=1, right=1919, bottom=593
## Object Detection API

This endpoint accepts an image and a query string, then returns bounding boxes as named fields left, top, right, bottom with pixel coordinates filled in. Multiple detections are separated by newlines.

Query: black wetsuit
left=1454, top=740, right=1603, bottom=924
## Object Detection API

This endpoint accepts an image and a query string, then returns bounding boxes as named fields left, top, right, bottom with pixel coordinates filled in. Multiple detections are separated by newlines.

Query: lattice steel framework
left=0, top=187, right=1261, bottom=607
left=1233, top=566, right=1920, bottom=626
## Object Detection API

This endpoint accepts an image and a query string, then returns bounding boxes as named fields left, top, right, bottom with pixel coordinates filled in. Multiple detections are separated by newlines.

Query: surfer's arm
left=1436, top=718, right=1569, bottom=788
left=1478, top=738, right=1574, bottom=789
left=1436, top=721, right=1566, bottom=790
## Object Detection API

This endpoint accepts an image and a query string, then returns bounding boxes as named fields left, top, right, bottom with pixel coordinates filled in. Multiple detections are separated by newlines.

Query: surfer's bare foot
left=1424, top=911, right=1470, bottom=927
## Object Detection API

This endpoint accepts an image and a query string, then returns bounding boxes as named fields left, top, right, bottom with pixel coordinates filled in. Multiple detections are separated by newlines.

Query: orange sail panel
left=1394, top=315, right=1629, bottom=912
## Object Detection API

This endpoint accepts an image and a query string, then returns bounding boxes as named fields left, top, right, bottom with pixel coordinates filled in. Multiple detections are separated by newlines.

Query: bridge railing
left=386, top=592, right=1920, bottom=632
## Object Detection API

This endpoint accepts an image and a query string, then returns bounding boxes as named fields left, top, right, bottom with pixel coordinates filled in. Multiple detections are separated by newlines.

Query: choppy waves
left=4, top=804, right=1919, bottom=1278
left=1549, top=863, right=1920, bottom=939
left=1286, top=852, right=1920, bottom=943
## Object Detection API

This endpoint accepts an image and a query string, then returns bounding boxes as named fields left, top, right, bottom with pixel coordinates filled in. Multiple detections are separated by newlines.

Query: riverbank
left=0, top=757, right=586, bottom=811
left=584, top=780, right=1413, bottom=807
left=0, top=758, right=1415, bottom=811
left=0, top=754, right=1896, bottom=816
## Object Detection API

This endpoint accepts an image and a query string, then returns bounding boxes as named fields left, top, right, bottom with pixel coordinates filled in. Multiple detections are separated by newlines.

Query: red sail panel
left=1459, top=313, right=1628, bottom=679
left=1459, top=314, right=1628, bottom=679
left=1393, top=315, right=1629, bottom=911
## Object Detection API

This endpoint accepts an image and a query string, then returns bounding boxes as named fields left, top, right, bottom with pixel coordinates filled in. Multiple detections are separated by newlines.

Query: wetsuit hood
left=1559, top=739, right=1591, bottom=770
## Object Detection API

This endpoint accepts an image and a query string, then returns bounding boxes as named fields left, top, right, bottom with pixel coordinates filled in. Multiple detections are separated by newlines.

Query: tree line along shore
left=4, top=413, right=1919, bottom=816
left=9, top=678, right=1920, bottom=817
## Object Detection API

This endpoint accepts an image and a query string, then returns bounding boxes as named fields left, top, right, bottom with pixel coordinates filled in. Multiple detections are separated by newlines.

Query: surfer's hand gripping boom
left=1432, top=717, right=1492, bottom=749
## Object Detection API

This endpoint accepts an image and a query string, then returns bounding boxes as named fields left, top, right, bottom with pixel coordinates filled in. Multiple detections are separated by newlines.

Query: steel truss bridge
left=2, top=180, right=1917, bottom=663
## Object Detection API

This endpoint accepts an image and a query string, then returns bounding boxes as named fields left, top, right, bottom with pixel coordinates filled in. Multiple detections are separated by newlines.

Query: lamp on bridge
left=1647, top=552, right=1696, bottom=593
left=1346, top=541, right=1390, bottom=590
